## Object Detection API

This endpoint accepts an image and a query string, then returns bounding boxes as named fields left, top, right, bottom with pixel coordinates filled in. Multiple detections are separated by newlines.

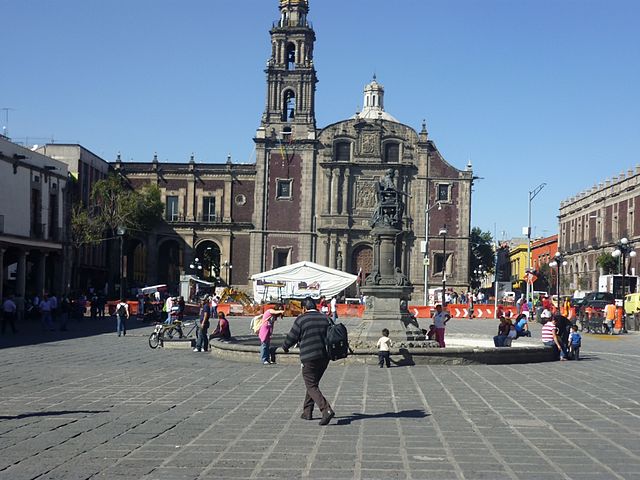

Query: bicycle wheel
left=148, top=332, right=160, bottom=349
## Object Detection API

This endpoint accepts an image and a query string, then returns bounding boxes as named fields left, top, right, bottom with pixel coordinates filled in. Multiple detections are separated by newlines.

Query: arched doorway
left=194, top=240, right=221, bottom=283
left=127, top=238, right=146, bottom=289
left=351, top=244, right=373, bottom=292
left=158, top=240, right=182, bottom=292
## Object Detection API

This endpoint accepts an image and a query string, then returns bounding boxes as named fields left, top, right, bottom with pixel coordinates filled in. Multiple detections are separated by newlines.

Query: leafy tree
left=70, top=205, right=102, bottom=249
left=596, top=252, right=618, bottom=274
left=534, top=263, right=552, bottom=293
left=470, top=228, right=495, bottom=288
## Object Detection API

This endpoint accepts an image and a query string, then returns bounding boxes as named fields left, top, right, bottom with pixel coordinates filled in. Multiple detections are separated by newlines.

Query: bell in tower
left=261, top=0, right=317, bottom=135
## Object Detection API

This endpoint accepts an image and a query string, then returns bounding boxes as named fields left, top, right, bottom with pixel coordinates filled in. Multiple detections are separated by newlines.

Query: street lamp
left=222, top=260, right=233, bottom=287
left=423, top=201, right=443, bottom=305
left=189, top=257, right=203, bottom=278
left=612, top=237, right=636, bottom=333
left=439, top=225, right=447, bottom=306
left=526, top=183, right=546, bottom=306
left=549, top=252, right=568, bottom=306
left=116, top=225, right=126, bottom=299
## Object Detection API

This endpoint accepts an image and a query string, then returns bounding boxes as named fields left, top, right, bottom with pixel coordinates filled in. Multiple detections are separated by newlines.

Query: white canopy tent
left=251, top=261, right=357, bottom=302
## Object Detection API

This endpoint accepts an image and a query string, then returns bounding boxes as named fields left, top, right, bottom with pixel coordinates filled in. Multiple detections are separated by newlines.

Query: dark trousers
left=378, top=351, right=390, bottom=367
left=301, top=357, right=330, bottom=413
left=1, top=312, right=17, bottom=334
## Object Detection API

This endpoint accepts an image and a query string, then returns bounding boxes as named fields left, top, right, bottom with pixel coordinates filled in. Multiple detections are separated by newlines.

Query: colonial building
left=559, top=166, right=640, bottom=292
left=101, top=0, right=473, bottom=300
left=0, top=136, right=69, bottom=300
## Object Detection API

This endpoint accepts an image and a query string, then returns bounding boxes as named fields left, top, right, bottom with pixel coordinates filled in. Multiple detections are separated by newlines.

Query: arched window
left=384, top=142, right=400, bottom=163
left=286, top=43, right=296, bottom=70
left=334, top=141, right=351, bottom=162
left=282, top=90, right=296, bottom=122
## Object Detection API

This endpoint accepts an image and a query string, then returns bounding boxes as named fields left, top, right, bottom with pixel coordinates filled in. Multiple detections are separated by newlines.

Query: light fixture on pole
left=612, top=237, right=636, bottom=333
left=548, top=252, right=567, bottom=304
left=116, top=225, right=127, bottom=299
left=423, top=201, right=443, bottom=306
left=189, top=257, right=203, bottom=278
left=222, top=260, right=233, bottom=286
left=526, top=183, right=546, bottom=305
left=439, top=225, right=447, bottom=306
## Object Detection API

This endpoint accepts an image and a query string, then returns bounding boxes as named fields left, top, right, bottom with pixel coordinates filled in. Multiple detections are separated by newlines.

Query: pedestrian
left=493, top=315, right=510, bottom=347
left=330, top=295, right=338, bottom=322
left=259, top=308, right=280, bottom=365
left=194, top=296, right=211, bottom=352
left=96, top=294, right=106, bottom=321
left=58, top=295, right=71, bottom=331
left=1, top=294, right=18, bottom=334
left=319, top=296, right=329, bottom=315
left=210, top=311, right=231, bottom=340
left=514, top=313, right=531, bottom=338
left=177, top=296, right=185, bottom=321
left=281, top=296, right=335, bottom=425
left=541, top=316, right=565, bottom=361
left=568, top=325, right=582, bottom=360
left=432, top=304, right=451, bottom=348
left=554, top=314, right=572, bottom=355
left=40, top=293, right=54, bottom=331
left=603, top=299, right=616, bottom=334
left=115, top=298, right=129, bottom=337
left=376, top=328, right=392, bottom=368
left=211, top=295, right=220, bottom=319
left=48, top=292, right=58, bottom=325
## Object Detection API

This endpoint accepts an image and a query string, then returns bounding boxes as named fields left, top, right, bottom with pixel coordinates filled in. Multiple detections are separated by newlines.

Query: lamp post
left=222, top=260, right=233, bottom=287
left=116, top=225, right=126, bottom=299
left=526, top=183, right=546, bottom=306
left=612, top=238, right=636, bottom=333
left=549, top=252, right=567, bottom=308
left=423, top=201, right=443, bottom=305
left=439, top=225, right=447, bottom=306
left=189, top=257, right=203, bottom=278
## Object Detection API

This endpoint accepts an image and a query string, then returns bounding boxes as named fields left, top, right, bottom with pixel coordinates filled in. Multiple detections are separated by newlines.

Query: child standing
left=568, top=324, right=582, bottom=360
left=376, top=328, right=393, bottom=368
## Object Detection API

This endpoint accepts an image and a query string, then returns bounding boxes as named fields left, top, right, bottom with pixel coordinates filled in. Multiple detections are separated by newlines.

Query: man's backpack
left=117, top=304, right=127, bottom=317
left=325, top=317, right=350, bottom=361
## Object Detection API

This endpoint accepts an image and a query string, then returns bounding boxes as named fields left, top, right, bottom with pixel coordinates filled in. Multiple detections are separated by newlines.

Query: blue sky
left=2, top=0, right=639, bottom=241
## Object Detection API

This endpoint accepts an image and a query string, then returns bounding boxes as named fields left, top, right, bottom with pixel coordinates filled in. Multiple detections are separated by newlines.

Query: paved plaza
left=1, top=316, right=640, bottom=479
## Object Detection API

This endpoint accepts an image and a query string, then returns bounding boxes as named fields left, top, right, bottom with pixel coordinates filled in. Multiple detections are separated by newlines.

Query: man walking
left=282, top=297, right=335, bottom=426
left=2, top=294, right=18, bottom=334
left=115, top=298, right=129, bottom=337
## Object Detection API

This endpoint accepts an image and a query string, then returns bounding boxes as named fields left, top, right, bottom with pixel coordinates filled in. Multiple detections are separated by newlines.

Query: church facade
left=113, top=0, right=473, bottom=301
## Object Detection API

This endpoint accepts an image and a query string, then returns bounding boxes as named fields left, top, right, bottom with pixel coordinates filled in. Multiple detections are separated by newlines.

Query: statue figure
left=370, top=169, right=409, bottom=228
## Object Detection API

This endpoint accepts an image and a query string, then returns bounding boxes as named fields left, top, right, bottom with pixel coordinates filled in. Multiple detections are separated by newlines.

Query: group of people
left=541, top=314, right=582, bottom=360
left=493, top=311, right=531, bottom=347
left=1, top=291, right=75, bottom=334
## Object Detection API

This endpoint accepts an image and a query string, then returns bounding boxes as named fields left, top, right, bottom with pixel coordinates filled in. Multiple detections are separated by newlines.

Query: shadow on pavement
left=0, top=410, right=108, bottom=420
left=336, top=408, right=429, bottom=425
left=0, top=316, right=196, bottom=350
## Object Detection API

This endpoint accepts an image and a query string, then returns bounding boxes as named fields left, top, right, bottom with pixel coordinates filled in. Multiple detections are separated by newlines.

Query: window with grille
left=165, top=196, right=179, bottom=222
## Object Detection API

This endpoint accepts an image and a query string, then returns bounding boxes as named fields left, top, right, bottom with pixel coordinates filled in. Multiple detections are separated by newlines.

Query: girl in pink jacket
left=259, top=305, right=284, bottom=364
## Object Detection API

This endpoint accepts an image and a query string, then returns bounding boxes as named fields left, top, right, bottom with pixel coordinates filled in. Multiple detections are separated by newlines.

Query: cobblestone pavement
left=1, top=316, right=640, bottom=479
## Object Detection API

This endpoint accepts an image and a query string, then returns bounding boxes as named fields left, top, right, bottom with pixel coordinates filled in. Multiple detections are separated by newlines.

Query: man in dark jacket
left=282, top=296, right=335, bottom=426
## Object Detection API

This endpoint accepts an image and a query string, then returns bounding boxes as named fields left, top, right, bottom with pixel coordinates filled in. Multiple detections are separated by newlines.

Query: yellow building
left=509, top=243, right=528, bottom=291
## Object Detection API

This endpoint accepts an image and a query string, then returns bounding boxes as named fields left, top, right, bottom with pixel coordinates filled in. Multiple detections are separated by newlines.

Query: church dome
left=352, top=76, right=399, bottom=122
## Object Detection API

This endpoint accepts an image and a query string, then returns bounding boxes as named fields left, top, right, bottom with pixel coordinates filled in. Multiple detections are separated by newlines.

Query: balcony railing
left=198, top=214, right=218, bottom=223
left=165, top=214, right=220, bottom=224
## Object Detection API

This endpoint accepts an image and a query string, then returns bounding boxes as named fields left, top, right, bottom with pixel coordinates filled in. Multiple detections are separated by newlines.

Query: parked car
left=583, top=291, right=615, bottom=304
left=624, top=293, right=640, bottom=315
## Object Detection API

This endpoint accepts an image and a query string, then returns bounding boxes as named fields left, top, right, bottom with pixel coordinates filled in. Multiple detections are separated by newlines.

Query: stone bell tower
left=251, top=0, right=320, bottom=275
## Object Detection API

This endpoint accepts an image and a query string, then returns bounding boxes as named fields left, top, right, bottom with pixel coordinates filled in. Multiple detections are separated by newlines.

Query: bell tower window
left=286, top=43, right=296, bottom=70
left=282, top=90, right=296, bottom=122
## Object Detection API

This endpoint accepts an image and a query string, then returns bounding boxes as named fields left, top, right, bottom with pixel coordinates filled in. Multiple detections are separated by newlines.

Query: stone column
left=16, top=251, right=27, bottom=297
left=223, top=178, right=232, bottom=222
left=37, top=253, right=48, bottom=296
left=323, top=170, right=331, bottom=214
left=330, top=168, right=339, bottom=215
left=342, top=168, right=351, bottom=215
left=328, top=235, right=336, bottom=269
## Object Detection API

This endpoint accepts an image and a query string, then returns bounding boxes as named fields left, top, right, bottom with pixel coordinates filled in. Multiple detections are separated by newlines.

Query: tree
left=596, top=252, right=618, bottom=275
left=470, top=228, right=495, bottom=289
left=70, top=205, right=102, bottom=250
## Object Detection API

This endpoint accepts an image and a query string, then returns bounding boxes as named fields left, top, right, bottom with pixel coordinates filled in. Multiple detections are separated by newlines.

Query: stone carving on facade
left=355, top=182, right=377, bottom=210
left=360, top=132, right=379, bottom=156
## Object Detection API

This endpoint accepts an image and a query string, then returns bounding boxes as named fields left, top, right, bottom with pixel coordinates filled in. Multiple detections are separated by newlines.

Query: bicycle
left=148, top=318, right=195, bottom=348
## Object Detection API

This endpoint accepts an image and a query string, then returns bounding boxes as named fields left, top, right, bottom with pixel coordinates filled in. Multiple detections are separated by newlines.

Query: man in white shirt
left=330, top=296, right=337, bottom=321
left=2, top=294, right=18, bottom=334
left=39, top=294, right=54, bottom=331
